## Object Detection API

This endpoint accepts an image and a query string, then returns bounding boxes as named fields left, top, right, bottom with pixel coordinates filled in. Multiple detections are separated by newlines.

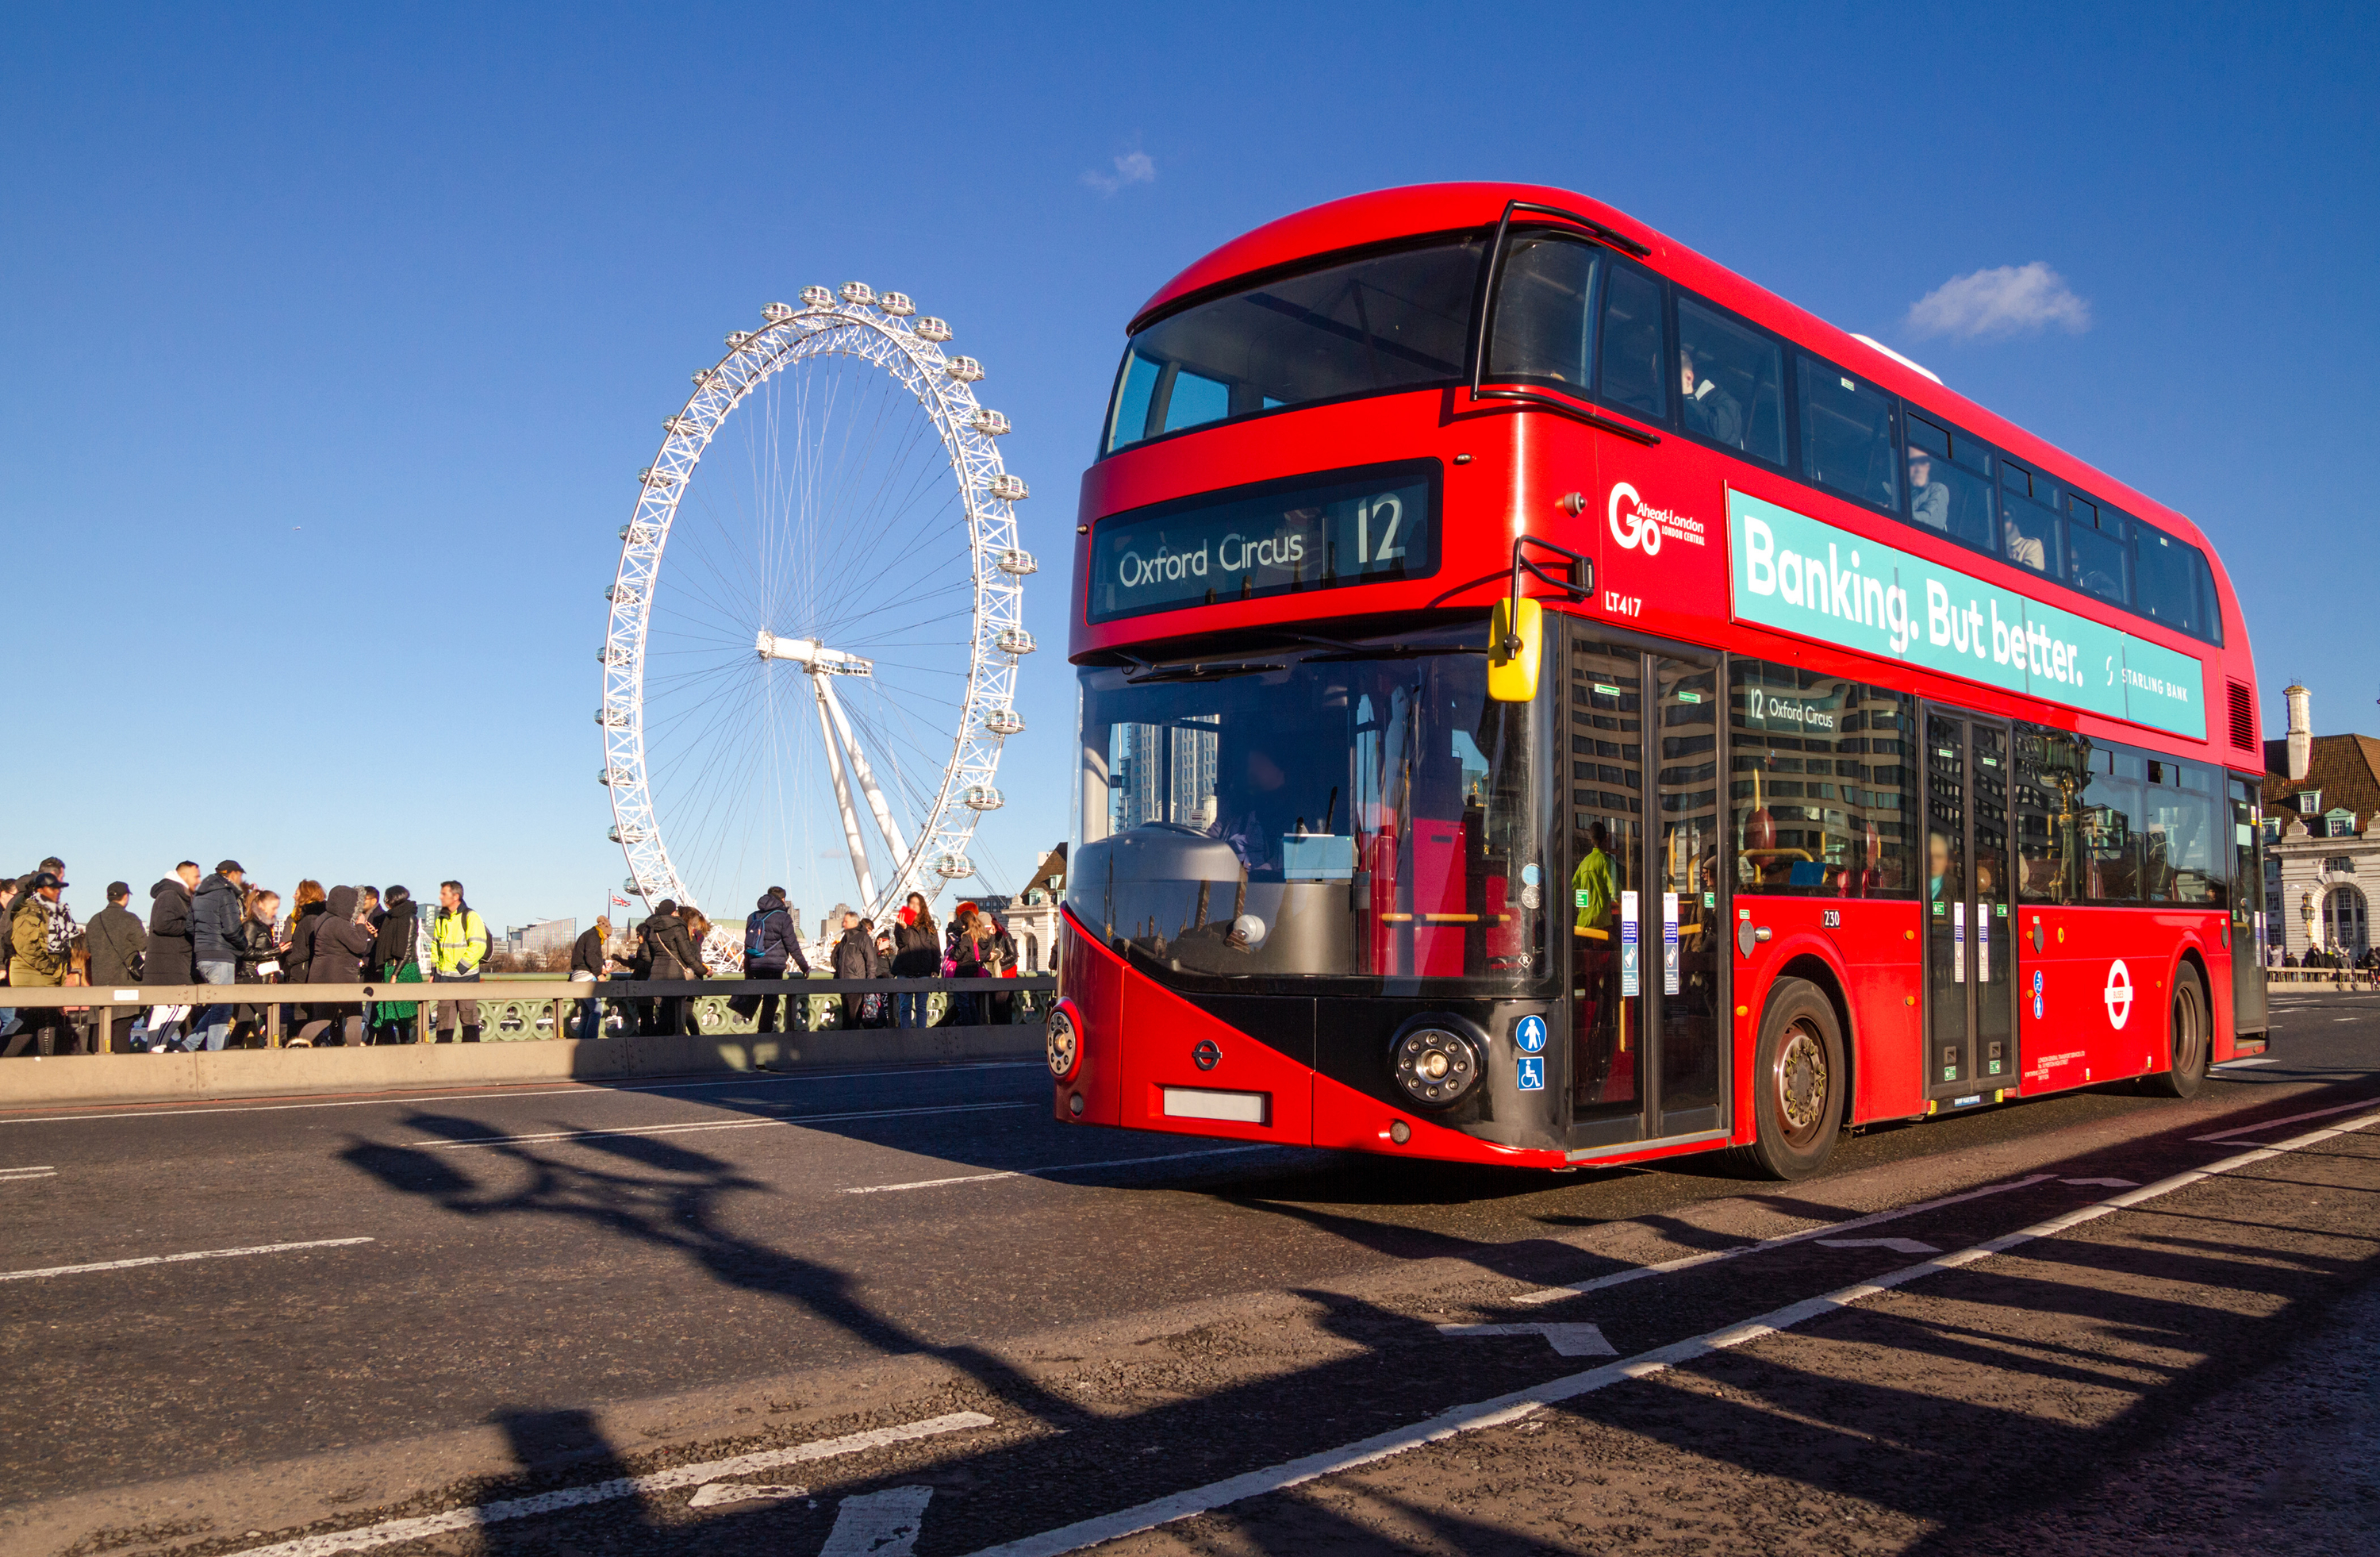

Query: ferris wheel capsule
left=996, top=548, right=1038, bottom=575
left=972, top=408, right=1011, bottom=436
left=932, top=852, right=975, bottom=879
left=607, top=824, right=648, bottom=844
left=800, top=285, right=834, bottom=307
left=878, top=292, right=915, bottom=317
left=983, top=706, right=1024, bottom=736
left=914, top=317, right=952, bottom=342
left=663, top=415, right=697, bottom=434
left=762, top=302, right=794, bottom=323
left=725, top=331, right=753, bottom=349
left=597, top=705, right=629, bottom=727
left=639, top=467, right=678, bottom=487
left=839, top=282, right=876, bottom=306
left=996, top=627, right=1035, bottom=655
left=986, top=473, right=1027, bottom=501
left=946, top=356, right=984, bottom=383
left=963, top=786, right=1004, bottom=810
left=605, top=585, right=639, bottom=605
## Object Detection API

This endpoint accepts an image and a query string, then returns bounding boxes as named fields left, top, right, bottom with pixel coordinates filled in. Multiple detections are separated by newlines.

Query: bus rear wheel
left=2141, top=964, right=2209, bottom=1099
left=1737, top=977, right=1845, bottom=1181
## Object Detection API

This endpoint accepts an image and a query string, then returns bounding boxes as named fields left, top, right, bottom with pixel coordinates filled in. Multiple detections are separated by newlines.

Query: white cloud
left=1904, top=262, right=2091, bottom=340
left=1082, top=150, right=1155, bottom=196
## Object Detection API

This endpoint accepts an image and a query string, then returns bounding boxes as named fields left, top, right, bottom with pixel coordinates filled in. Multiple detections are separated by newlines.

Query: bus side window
left=1596, top=266, right=1668, bottom=421
left=1488, top=234, right=1600, bottom=389
left=2134, top=521, right=2211, bottom=640
left=1798, top=357, right=1899, bottom=513
left=1998, top=459, right=2063, bottom=579
left=1676, top=296, right=1785, bottom=465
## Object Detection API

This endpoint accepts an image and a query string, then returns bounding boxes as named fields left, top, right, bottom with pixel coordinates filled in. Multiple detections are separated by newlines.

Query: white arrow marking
left=688, top=1482, right=806, bottom=1508
left=1815, top=1238, right=1940, bottom=1255
left=821, top=1486, right=935, bottom=1555
left=1435, top=1322, right=1617, bottom=1356
left=2059, top=1178, right=2140, bottom=1188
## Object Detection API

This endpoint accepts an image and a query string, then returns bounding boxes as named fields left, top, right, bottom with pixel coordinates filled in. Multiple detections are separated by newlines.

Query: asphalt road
left=2, top=990, right=2374, bottom=1557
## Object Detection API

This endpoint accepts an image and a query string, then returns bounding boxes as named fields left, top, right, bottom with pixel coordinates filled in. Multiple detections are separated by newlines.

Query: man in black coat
left=831, top=909, right=878, bottom=1029
left=140, top=863, right=199, bottom=1049
left=189, top=859, right=248, bottom=1051
left=568, top=917, right=622, bottom=1039
left=86, top=882, right=148, bottom=1052
left=731, top=889, right=810, bottom=1036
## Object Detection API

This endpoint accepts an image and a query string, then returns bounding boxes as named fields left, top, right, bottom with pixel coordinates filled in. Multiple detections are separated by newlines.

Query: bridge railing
left=0, top=975, right=1057, bottom=1051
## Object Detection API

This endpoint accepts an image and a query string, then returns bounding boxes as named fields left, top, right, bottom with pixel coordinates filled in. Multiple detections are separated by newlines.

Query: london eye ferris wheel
left=598, top=284, right=1035, bottom=942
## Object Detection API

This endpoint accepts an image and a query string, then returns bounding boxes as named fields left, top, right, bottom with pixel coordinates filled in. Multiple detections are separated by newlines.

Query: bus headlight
left=1389, top=1018, right=1484, bottom=1109
left=1046, top=1001, right=1081, bottom=1082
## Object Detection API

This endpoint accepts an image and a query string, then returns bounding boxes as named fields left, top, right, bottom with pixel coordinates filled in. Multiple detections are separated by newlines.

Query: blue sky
left=4, top=2, right=2371, bottom=929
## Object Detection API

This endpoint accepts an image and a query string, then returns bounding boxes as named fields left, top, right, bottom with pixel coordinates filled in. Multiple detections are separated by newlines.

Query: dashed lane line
left=2, top=1237, right=373, bottom=1282
left=217, top=1413, right=992, bottom=1557
left=2190, top=1094, right=2380, bottom=1143
left=1511, top=1172, right=2056, bottom=1305
left=2213, top=1056, right=2276, bottom=1068
left=0, top=1062, right=1042, bottom=1126
left=416, top=1101, right=1035, bottom=1148
left=958, top=1108, right=2380, bottom=1557
left=0, top=1165, right=57, bottom=1179
left=841, top=1145, right=1284, bottom=1194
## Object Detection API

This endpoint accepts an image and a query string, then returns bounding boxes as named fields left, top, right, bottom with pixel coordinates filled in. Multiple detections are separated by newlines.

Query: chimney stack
left=2286, top=683, right=2313, bottom=782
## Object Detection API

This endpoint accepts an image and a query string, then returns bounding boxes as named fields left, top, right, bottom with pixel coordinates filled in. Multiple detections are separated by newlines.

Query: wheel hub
left=1776, top=1023, right=1827, bottom=1133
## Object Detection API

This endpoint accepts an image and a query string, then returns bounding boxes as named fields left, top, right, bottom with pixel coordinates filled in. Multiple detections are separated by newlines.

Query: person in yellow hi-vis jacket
left=1572, top=821, right=1623, bottom=1102
left=430, top=879, right=491, bottom=1044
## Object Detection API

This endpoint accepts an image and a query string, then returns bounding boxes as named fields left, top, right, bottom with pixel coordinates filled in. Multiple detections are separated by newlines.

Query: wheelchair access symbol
left=1514, top=1015, right=1548, bottom=1054
left=1517, top=1055, right=1546, bottom=1091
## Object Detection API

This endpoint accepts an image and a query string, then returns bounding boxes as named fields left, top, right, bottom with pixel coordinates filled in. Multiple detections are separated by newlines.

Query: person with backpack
left=731, top=889, right=808, bottom=1036
left=430, top=879, right=491, bottom=1043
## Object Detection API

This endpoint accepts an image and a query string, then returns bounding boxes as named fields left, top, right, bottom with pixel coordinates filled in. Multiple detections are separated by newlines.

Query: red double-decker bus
left=1044, top=183, right=2268, bottom=1178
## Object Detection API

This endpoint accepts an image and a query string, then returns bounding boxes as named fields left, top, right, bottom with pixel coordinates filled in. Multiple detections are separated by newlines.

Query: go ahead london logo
left=1607, top=482, right=1707, bottom=556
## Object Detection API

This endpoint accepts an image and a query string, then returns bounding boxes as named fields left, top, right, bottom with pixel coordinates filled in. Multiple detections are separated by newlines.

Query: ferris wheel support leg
left=813, top=676, right=877, bottom=907
left=817, top=673, right=913, bottom=868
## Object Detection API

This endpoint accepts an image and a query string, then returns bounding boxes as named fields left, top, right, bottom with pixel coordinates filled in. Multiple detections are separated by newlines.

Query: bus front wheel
left=1737, top=978, right=1845, bottom=1181
left=2141, top=964, right=2209, bottom=1099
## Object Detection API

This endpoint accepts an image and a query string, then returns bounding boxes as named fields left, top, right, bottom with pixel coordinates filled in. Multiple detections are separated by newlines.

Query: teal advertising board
left=1726, top=490, right=2205, bottom=740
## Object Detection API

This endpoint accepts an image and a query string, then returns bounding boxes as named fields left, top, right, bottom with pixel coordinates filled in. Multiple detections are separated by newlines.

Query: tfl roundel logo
left=1608, top=482, right=1662, bottom=556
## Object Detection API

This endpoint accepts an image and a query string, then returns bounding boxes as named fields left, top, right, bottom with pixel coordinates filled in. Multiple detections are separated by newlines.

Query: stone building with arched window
left=2262, top=685, right=2380, bottom=960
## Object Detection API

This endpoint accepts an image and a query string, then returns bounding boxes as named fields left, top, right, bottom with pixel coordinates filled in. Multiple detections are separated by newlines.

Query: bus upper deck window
left=1676, top=298, right=1784, bottom=465
left=2134, top=521, right=2210, bottom=640
left=1997, top=459, right=2063, bottom=579
left=1597, top=266, right=1668, bottom=421
left=1798, top=357, right=1898, bottom=513
left=1487, top=234, right=1599, bottom=389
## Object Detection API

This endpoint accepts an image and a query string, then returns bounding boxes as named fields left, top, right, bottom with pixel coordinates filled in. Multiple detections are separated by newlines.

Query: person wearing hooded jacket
left=731, top=889, right=809, bottom=1036
left=138, top=865, right=198, bottom=1048
left=638, top=900, right=704, bottom=1036
left=295, top=886, right=377, bottom=1046
left=188, top=860, right=248, bottom=1051
left=367, top=886, right=422, bottom=1044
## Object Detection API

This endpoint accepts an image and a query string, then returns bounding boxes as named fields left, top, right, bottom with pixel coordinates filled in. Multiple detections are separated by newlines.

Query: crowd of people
left=3, top=856, right=1038, bottom=1056
left=1, top=855, right=497, bottom=1055
left=2272, top=943, right=2380, bottom=972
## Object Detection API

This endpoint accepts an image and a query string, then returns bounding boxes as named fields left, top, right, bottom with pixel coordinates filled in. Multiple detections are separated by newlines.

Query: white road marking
left=0, top=1063, right=1042, bottom=1126
left=219, top=1413, right=990, bottom=1557
left=1435, top=1322, right=1616, bottom=1356
left=418, top=1101, right=1034, bottom=1148
left=1815, top=1237, right=1940, bottom=1255
left=2059, top=1178, right=2140, bottom=1188
left=2213, top=1056, right=2276, bottom=1068
left=0, top=1165, right=57, bottom=1179
left=820, top=1486, right=935, bottom=1555
left=2, top=1237, right=372, bottom=1283
left=842, top=1145, right=1281, bottom=1194
left=2190, top=1095, right=2380, bottom=1142
left=1511, top=1173, right=2056, bottom=1305
left=958, top=1109, right=2380, bottom=1557
left=687, top=1481, right=807, bottom=1507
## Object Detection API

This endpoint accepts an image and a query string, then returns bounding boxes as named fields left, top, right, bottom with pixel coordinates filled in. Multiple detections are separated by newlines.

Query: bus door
left=2229, top=776, right=2268, bottom=1036
left=1924, top=710, right=2017, bottom=1097
left=1564, top=625, right=1728, bottom=1151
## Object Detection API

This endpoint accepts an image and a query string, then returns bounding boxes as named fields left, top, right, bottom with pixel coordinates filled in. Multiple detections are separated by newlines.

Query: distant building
left=505, top=917, right=577, bottom=960
left=1005, top=845, right=1066, bottom=974
left=2261, top=684, right=2378, bottom=959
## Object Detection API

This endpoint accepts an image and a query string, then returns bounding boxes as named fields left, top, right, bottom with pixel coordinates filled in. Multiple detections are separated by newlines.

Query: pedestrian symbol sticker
left=1517, top=1055, right=1545, bottom=1091
left=2033, top=993, right=2044, bottom=1020
left=1514, top=1015, right=1547, bottom=1055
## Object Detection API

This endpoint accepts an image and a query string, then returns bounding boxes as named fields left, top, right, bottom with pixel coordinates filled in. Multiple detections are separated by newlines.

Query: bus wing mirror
left=1489, top=597, right=1541, bottom=702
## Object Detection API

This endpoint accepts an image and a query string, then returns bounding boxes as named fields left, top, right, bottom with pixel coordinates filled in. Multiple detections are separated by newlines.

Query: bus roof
left=1128, top=182, right=2230, bottom=586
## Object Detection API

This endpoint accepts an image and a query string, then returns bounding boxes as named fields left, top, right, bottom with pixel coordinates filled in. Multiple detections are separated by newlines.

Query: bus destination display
left=1088, top=461, right=1438, bottom=622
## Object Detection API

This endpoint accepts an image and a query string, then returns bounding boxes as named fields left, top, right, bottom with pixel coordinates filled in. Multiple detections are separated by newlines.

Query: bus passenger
left=1909, top=449, right=1950, bottom=531
left=1928, top=830, right=1958, bottom=902
left=2003, top=513, right=2048, bottom=571
left=1679, top=351, right=1744, bottom=448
